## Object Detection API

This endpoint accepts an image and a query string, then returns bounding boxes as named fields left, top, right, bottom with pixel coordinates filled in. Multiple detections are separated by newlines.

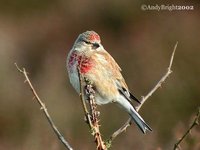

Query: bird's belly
left=83, top=70, right=119, bottom=105
left=95, top=93, right=114, bottom=105
left=68, top=63, right=118, bottom=105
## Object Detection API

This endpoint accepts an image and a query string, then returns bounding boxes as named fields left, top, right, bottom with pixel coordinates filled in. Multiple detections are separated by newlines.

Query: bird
left=66, top=30, right=152, bottom=133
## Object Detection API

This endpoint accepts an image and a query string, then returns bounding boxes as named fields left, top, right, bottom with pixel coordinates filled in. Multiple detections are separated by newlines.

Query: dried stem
left=174, top=107, right=200, bottom=150
left=78, top=69, right=107, bottom=150
left=108, top=42, right=178, bottom=144
left=15, top=63, right=73, bottom=150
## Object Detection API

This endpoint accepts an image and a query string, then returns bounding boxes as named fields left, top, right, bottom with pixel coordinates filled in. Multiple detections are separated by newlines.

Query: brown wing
left=95, top=50, right=128, bottom=88
left=84, top=49, right=139, bottom=103
left=94, top=50, right=140, bottom=103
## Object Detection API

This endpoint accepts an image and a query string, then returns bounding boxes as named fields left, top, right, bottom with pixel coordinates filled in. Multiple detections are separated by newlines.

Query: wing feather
left=84, top=49, right=139, bottom=103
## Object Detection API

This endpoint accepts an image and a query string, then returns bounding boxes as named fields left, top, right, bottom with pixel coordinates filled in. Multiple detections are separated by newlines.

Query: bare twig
left=79, top=70, right=93, bottom=128
left=174, top=107, right=200, bottom=150
left=136, top=42, right=177, bottom=111
left=108, top=42, right=178, bottom=144
left=78, top=69, right=107, bottom=150
left=15, top=63, right=73, bottom=150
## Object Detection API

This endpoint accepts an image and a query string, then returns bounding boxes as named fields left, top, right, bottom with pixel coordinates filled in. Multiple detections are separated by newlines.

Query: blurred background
left=0, top=0, right=200, bottom=149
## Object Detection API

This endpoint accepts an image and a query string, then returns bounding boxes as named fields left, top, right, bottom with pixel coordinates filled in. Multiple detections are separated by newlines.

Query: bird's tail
left=129, top=107, right=152, bottom=133
left=117, top=96, right=152, bottom=133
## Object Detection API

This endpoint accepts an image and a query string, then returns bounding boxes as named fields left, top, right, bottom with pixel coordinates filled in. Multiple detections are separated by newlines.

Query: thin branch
left=78, top=68, right=107, bottom=150
left=108, top=42, right=178, bottom=144
left=174, top=107, right=200, bottom=150
left=78, top=70, right=93, bottom=128
left=136, top=41, right=178, bottom=111
left=15, top=63, right=73, bottom=150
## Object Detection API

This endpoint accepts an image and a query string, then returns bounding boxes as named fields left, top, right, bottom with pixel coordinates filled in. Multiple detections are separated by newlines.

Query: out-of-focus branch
left=174, top=107, right=200, bottom=150
left=107, top=42, right=178, bottom=144
left=15, top=63, right=73, bottom=150
left=78, top=69, right=107, bottom=150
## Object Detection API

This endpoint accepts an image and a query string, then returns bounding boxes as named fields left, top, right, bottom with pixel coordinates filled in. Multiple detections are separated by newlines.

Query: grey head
left=73, top=31, right=102, bottom=51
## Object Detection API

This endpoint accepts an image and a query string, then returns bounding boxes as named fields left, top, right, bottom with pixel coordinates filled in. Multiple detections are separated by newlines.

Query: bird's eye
left=84, top=40, right=91, bottom=44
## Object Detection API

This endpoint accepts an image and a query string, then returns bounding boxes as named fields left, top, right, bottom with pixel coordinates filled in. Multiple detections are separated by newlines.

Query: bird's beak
left=92, top=43, right=100, bottom=49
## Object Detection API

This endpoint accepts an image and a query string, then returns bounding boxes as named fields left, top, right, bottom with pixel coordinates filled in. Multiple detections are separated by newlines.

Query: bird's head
left=73, top=31, right=102, bottom=52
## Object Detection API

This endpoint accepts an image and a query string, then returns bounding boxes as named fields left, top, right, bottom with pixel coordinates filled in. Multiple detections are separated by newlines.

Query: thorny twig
left=174, top=107, right=200, bottom=150
left=107, top=42, right=178, bottom=145
left=15, top=63, right=73, bottom=150
left=78, top=69, right=107, bottom=150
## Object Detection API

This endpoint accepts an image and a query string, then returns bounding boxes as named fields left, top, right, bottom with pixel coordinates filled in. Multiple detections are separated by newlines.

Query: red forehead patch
left=88, top=33, right=100, bottom=42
